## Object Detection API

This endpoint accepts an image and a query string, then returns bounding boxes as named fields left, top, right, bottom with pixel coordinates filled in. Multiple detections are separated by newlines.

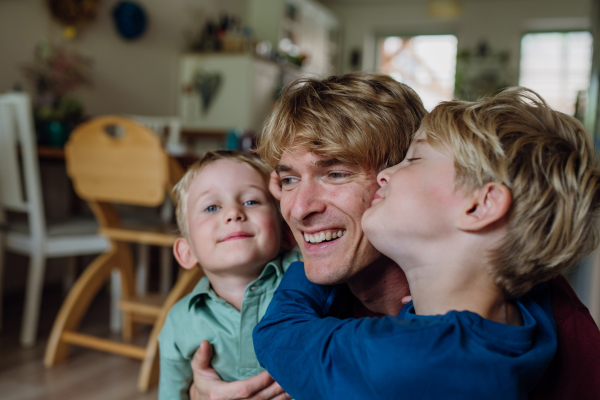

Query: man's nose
left=289, top=179, right=326, bottom=222
left=224, top=205, right=246, bottom=223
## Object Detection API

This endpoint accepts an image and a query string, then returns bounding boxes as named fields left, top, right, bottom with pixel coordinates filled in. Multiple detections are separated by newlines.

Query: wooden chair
left=125, top=116, right=184, bottom=301
left=44, top=116, right=203, bottom=391
left=127, top=115, right=184, bottom=156
left=0, top=92, right=109, bottom=347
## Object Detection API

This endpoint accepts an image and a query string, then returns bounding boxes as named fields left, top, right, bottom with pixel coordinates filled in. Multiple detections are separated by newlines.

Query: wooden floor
left=0, top=285, right=158, bottom=400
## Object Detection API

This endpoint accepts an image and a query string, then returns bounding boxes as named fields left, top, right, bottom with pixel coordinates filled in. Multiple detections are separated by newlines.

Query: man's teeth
left=304, top=230, right=347, bottom=244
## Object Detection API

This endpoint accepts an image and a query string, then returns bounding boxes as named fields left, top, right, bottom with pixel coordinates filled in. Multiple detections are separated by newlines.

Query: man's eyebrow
left=275, top=158, right=350, bottom=173
left=314, top=158, right=347, bottom=168
left=275, top=164, right=292, bottom=173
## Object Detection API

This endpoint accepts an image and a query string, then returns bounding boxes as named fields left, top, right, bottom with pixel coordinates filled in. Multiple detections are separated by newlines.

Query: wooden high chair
left=44, top=116, right=203, bottom=391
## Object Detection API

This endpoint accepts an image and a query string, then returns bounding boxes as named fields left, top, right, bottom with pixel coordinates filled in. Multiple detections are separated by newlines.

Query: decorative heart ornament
left=193, top=70, right=222, bottom=113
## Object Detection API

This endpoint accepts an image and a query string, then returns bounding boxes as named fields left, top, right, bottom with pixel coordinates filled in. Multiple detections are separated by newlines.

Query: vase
left=38, top=120, right=71, bottom=148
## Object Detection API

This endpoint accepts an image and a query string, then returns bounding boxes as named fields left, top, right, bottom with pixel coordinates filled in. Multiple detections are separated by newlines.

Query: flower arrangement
left=21, top=43, right=93, bottom=145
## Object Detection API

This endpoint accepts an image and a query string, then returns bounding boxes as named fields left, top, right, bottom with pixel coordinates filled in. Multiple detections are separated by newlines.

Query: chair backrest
left=127, top=115, right=182, bottom=153
left=0, top=93, right=46, bottom=236
left=65, top=116, right=169, bottom=207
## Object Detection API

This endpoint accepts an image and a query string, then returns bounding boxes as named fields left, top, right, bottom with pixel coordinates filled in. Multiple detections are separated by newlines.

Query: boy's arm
left=253, top=262, right=421, bottom=399
left=160, top=355, right=194, bottom=400
left=158, top=304, right=198, bottom=400
left=159, top=311, right=194, bottom=400
left=189, top=341, right=290, bottom=400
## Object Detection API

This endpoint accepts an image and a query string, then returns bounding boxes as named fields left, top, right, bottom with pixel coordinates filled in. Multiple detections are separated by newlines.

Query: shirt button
left=250, top=286, right=257, bottom=290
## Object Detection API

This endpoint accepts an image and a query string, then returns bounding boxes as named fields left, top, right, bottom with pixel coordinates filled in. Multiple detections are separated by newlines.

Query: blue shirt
left=253, top=261, right=557, bottom=400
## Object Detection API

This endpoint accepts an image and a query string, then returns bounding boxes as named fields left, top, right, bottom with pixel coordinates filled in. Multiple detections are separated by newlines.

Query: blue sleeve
left=253, top=262, right=426, bottom=400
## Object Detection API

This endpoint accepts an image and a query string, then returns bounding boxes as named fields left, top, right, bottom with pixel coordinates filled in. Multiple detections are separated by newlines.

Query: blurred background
left=1, top=0, right=600, bottom=398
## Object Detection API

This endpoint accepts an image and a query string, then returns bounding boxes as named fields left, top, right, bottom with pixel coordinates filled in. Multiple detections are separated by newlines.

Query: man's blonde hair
left=256, top=73, right=427, bottom=171
left=421, top=87, right=600, bottom=299
left=173, top=150, right=274, bottom=238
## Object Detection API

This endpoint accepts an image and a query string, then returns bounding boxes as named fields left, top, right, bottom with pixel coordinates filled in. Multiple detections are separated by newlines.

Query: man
left=190, top=73, right=600, bottom=400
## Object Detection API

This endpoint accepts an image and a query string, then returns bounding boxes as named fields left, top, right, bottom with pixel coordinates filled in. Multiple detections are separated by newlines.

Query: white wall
left=0, top=0, right=247, bottom=116
left=0, top=0, right=248, bottom=293
left=324, top=0, right=592, bottom=76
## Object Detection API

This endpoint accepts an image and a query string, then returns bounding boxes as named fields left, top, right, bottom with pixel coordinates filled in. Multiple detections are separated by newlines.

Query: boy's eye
left=205, top=205, right=220, bottom=213
left=243, top=200, right=259, bottom=206
left=406, top=157, right=421, bottom=163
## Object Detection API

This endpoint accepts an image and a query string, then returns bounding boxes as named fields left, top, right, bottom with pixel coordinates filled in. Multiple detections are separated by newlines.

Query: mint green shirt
left=158, top=251, right=301, bottom=400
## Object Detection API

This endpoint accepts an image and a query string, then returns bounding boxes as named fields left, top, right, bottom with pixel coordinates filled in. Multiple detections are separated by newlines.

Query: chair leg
left=118, top=242, right=137, bottom=342
left=107, top=242, right=136, bottom=336
left=160, top=247, right=173, bottom=295
left=136, top=244, right=149, bottom=296
left=110, top=270, right=122, bottom=333
left=138, top=267, right=204, bottom=391
left=45, top=242, right=138, bottom=367
left=0, top=233, right=5, bottom=333
left=62, top=257, right=77, bottom=295
left=44, top=243, right=126, bottom=366
left=20, top=252, right=46, bottom=347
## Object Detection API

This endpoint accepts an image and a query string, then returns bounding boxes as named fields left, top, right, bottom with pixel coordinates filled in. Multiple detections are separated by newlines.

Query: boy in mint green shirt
left=158, top=150, right=299, bottom=400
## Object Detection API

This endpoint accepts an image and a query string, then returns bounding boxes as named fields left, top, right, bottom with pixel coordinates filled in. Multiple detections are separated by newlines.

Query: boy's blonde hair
left=422, top=87, right=600, bottom=299
left=256, top=73, right=427, bottom=171
left=173, top=150, right=274, bottom=238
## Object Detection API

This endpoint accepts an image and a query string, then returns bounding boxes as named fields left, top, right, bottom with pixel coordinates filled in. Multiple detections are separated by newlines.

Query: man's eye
left=329, top=172, right=350, bottom=179
left=280, top=177, right=299, bottom=186
left=205, top=205, right=220, bottom=213
left=243, top=200, right=259, bottom=206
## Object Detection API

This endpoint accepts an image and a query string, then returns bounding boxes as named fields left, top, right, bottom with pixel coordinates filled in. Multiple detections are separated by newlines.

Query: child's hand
left=190, top=340, right=291, bottom=400
left=402, top=296, right=412, bottom=305
left=269, top=171, right=282, bottom=201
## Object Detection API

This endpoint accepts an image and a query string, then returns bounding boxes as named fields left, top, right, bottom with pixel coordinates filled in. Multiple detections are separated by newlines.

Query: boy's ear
left=173, top=237, right=199, bottom=270
left=458, top=182, right=512, bottom=232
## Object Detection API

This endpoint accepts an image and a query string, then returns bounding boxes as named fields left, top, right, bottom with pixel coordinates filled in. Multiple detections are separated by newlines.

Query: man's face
left=277, top=146, right=382, bottom=284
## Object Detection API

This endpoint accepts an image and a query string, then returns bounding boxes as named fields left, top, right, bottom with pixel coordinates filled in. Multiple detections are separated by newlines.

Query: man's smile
left=302, top=229, right=347, bottom=244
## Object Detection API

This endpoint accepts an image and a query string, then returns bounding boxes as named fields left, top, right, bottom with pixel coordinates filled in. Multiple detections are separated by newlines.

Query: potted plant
left=22, top=43, right=93, bottom=147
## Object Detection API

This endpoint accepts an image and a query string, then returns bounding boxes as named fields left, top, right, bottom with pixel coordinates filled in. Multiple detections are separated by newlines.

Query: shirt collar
left=187, top=253, right=286, bottom=310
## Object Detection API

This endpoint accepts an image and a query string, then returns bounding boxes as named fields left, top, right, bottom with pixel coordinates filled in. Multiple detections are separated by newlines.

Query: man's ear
left=280, top=221, right=297, bottom=251
left=458, top=182, right=512, bottom=232
left=173, top=237, right=199, bottom=270
left=269, top=171, right=282, bottom=201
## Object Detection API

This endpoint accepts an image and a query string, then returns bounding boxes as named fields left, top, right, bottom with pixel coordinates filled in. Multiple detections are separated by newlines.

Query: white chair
left=0, top=92, right=109, bottom=347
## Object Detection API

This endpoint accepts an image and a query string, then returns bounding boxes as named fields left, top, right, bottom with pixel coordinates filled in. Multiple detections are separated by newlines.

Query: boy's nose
left=377, top=168, right=390, bottom=187
left=225, top=206, right=246, bottom=223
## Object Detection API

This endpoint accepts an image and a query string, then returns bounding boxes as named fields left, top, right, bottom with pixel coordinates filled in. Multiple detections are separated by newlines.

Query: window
left=519, top=31, right=593, bottom=116
left=378, top=35, right=458, bottom=110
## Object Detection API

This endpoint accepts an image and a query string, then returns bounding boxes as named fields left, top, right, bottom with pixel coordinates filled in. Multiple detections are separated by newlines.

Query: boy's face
left=177, top=159, right=281, bottom=277
left=362, top=130, right=465, bottom=262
